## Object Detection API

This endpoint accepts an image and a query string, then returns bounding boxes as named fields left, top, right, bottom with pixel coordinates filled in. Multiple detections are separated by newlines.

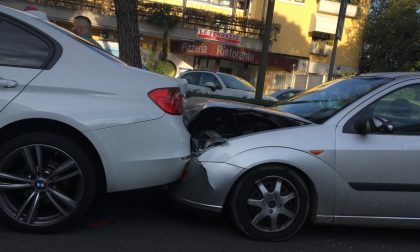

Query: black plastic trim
left=349, top=182, right=420, bottom=192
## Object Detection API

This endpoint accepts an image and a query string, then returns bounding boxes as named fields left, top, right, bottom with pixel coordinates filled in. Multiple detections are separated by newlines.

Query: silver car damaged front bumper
left=170, top=157, right=245, bottom=213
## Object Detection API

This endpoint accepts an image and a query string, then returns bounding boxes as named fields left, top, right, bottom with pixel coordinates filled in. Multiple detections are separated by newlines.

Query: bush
left=144, top=39, right=177, bottom=77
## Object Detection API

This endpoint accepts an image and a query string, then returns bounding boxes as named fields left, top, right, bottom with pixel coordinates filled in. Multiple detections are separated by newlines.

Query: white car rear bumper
left=85, top=114, right=191, bottom=192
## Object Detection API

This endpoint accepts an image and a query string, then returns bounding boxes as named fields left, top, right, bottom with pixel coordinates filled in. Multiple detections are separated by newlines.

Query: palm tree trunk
left=114, top=0, right=142, bottom=68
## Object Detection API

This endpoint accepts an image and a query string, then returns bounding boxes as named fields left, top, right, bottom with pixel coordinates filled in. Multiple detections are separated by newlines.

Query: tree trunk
left=160, top=22, right=169, bottom=61
left=114, top=0, right=142, bottom=68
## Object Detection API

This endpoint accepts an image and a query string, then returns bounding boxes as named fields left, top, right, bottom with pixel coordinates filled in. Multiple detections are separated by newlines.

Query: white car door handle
left=0, top=78, right=18, bottom=88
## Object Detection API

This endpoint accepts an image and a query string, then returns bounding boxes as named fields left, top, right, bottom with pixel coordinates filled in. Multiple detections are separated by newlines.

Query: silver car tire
left=0, top=132, right=96, bottom=233
left=229, top=165, right=310, bottom=241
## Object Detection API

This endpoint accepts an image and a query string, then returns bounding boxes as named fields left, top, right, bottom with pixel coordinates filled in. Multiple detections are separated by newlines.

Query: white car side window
left=0, top=18, right=50, bottom=68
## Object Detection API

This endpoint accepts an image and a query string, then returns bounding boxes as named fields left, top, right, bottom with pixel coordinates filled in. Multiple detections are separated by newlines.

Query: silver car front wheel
left=229, top=165, right=310, bottom=241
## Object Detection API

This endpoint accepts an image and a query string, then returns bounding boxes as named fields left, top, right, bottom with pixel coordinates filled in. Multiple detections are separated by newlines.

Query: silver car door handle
left=0, top=78, right=18, bottom=88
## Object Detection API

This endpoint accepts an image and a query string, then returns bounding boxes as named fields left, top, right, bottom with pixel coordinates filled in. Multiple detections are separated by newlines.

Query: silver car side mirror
left=365, top=117, right=394, bottom=134
left=204, top=82, right=217, bottom=92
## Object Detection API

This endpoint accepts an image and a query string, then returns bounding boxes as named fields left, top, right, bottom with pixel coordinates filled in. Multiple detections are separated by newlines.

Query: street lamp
left=328, top=0, right=348, bottom=81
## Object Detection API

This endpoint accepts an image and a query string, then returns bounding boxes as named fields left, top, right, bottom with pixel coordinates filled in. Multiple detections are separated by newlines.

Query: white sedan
left=0, top=6, right=189, bottom=232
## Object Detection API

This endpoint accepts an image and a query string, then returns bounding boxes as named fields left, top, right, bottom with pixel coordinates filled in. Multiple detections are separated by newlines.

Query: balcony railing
left=24, top=0, right=280, bottom=39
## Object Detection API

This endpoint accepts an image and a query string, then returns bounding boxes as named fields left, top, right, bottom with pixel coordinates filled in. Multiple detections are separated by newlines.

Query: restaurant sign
left=197, top=28, right=241, bottom=45
left=172, top=41, right=257, bottom=64
left=170, top=41, right=299, bottom=70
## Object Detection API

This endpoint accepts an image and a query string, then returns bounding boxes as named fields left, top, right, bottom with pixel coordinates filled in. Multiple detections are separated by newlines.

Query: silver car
left=172, top=72, right=420, bottom=241
left=178, top=70, right=278, bottom=102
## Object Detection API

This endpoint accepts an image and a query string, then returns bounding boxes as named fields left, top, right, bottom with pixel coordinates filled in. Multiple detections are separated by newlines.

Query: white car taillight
left=148, top=87, right=184, bottom=115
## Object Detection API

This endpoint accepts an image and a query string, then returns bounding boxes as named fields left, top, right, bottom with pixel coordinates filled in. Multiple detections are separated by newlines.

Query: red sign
left=197, top=28, right=241, bottom=45
left=170, top=41, right=299, bottom=70
left=172, top=41, right=258, bottom=64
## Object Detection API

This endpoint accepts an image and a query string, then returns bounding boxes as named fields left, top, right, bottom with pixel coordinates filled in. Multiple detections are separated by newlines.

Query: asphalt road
left=0, top=188, right=419, bottom=252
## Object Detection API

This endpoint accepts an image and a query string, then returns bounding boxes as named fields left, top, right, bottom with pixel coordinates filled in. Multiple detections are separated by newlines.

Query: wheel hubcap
left=268, top=201, right=276, bottom=208
left=0, top=144, right=84, bottom=226
left=35, top=180, right=46, bottom=190
left=246, top=176, right=299, bottom=232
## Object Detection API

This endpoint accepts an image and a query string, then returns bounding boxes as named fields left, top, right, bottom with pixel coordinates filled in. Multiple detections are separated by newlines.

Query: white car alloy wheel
left=0, top=132, right=95, bottom=232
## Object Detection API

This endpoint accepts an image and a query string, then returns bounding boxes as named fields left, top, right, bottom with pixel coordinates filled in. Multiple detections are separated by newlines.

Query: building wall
left=4, top=0, right=369, bottom=91
left=335, top=0, right=370, bottom=69
left=186, top=1, right=233, bottom=15
left=248, top=0, right=266, bottom=20
left=150, top=0, right=232, bottom=15
left=271, top=0, right=370, bottom=71
left=149, top=0, right=248, bottom=16
left=272, top=0, right=315, bottom=58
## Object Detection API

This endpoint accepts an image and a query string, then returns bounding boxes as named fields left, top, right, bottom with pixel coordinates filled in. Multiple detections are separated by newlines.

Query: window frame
left=0, top=13, right=62, bottom=70
left=199, top=72, right=222, bottom=89
left=181, top=72, right=202, bottom=86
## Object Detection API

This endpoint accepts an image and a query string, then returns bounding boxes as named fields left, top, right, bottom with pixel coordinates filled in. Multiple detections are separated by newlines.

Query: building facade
left=3, top=0, right=369, bottom=93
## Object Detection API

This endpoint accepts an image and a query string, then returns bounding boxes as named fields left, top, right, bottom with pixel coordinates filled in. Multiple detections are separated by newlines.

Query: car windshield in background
left=219, top=73, right=256, bottom=92
left=273, top=77, right=393, bottom=124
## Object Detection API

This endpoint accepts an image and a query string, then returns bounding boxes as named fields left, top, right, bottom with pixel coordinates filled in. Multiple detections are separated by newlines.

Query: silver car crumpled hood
left=184, top=97, right=311, bottom=153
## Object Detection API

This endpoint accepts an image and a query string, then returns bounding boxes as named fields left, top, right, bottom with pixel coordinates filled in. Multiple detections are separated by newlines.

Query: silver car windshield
left=218, top=73, right=256, bottom=92
left=274, top=77, right=393, bottom=124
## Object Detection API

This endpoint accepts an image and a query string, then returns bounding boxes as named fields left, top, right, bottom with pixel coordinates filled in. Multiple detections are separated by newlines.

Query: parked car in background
left=178, top=70, right=278, bottom=102
left=270, top=88, right=303, bottom=101
left=172, top=73, right=420, bottom=241
left=0, top=5, right=189, bottom=232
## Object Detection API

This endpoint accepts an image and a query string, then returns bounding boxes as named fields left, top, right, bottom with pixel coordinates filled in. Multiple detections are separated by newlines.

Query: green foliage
left=360, top=0, right=420, bottom=72
left=140, top=2, right=180, bottom=61
left=139, top=1, right=280, bottom=39
left=145, top=40, right=176, bottom=77
left=186, top=91, right=277, bottom=107
left=141, top=2, right=180, bottom=29
left=148, top=60, right=176, bottom=77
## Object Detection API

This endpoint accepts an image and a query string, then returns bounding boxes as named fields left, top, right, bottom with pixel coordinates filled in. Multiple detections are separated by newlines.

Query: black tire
left=0, top=132, right=96, bottom=233
left=229, top=165, right=310, bottom=241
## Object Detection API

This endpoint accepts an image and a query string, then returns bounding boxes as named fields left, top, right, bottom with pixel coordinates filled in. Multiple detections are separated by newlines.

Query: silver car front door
left=335, top=81, right=420, bottom=219
left=181, top=72, right=202, bottom=95
left=198, top=73, right=225, bottom=96
left=0, top=15, right=50, bottom=111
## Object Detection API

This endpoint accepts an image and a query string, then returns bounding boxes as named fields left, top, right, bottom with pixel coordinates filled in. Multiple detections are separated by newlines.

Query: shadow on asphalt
left=83, top=188, right=420, bottom=242
left=1, top=188, right=420, bottom=251
left=83, top=187, right=231, bottom=232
